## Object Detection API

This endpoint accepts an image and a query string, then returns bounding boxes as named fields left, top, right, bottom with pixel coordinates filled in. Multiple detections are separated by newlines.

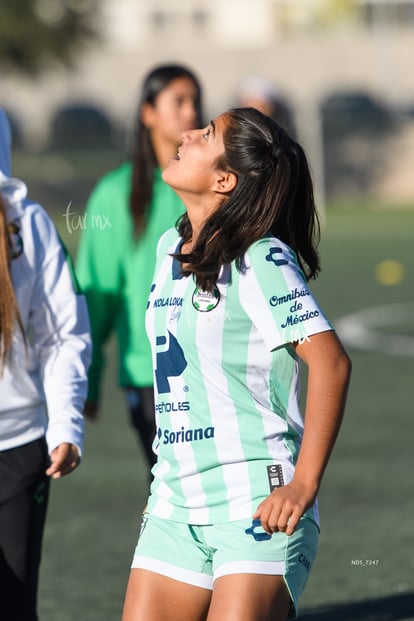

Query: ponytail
left=0, top=194, right=23, bottom=372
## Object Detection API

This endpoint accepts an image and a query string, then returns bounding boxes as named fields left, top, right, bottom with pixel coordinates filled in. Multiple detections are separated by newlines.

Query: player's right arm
left=254, top=330, right=351, bottom=535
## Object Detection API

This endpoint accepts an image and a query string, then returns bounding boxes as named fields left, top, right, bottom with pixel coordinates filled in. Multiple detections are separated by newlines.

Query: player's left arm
left=254, top=329, right=351, bottom=535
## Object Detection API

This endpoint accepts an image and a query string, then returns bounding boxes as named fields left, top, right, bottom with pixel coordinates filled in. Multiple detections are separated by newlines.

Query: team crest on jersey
left=8, top=222, right=23, bottom=259
left=192, top=286, right=220, bottom=312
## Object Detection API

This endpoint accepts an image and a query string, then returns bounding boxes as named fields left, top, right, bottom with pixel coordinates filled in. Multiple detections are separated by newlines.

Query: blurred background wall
left=1, top=0, right=413, bottom=206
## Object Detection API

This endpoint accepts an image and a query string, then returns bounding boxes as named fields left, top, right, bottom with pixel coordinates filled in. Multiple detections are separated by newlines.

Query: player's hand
left=253, top=480, right=317, bottom=536
left=84, top=400, right=99, bottom=420
left=46, top=443, right=80, bottom=479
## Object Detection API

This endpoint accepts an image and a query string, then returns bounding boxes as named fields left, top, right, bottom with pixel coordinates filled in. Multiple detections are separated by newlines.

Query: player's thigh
left=207, top=573, right=290, bottom=621
left=122, top=568, right=211, bottom=621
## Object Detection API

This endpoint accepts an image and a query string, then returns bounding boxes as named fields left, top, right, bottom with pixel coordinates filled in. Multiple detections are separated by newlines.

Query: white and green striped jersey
left=146, top=229, right=332, bottom=526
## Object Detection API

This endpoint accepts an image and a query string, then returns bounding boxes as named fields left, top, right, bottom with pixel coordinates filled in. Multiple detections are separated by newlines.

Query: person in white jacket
left=0, top=108, right=91, bottom=621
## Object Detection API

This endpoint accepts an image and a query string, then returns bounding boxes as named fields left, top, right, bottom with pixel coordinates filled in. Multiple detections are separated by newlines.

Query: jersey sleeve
left=29, top=205, right=91, bottom=454
left=239, top=237, right=332, bottom=351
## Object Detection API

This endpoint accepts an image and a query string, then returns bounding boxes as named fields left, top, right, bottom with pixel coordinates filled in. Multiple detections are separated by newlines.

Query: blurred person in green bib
left=76, top=64, right=204, bottom=473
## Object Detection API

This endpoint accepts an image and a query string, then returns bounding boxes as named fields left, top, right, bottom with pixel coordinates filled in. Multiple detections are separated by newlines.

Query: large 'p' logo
left=155, top=331, right=187, bottom=394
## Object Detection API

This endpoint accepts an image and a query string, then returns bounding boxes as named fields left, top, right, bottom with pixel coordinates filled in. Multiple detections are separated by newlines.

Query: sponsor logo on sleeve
left=269, top=287, right=320, bottom=330
left=265, top=247, right=289, bottom=267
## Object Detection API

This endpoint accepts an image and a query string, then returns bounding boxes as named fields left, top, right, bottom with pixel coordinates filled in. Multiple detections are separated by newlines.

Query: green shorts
left=131, top=513, right=319, bottom=618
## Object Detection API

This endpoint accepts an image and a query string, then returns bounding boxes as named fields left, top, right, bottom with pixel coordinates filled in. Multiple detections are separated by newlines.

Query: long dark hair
left=176, top=107, right=321, bottom=292
left=130, top=64, right=203, bottom=234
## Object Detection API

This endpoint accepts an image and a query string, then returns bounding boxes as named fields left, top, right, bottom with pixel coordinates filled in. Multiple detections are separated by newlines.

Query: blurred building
left=1, top=0, right=413, bottom=202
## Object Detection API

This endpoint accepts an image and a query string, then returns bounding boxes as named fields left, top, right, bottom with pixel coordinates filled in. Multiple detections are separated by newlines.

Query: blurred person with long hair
left=122, top=107, right=351, bottom=621
left=0, top=108, right=91, bottom=621
left=76, top=64, right=203, bottom=473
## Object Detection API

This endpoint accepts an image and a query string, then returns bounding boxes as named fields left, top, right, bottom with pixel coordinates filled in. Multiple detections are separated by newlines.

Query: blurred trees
left=0, top=0, right=101, bottom=76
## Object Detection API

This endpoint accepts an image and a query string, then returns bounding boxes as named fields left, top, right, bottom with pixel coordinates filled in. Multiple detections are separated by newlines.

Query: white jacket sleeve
left=28, top=204, right=91, bottom=455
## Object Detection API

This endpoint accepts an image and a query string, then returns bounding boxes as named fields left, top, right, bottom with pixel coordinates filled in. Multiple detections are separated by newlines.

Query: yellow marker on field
left=375, top=260, right=405, bottom=286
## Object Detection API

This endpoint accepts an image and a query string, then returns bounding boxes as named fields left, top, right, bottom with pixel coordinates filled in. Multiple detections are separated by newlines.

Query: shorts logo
left=298, top=553, right=311, bottom=573
left=245, top=519, right=272, bottom=542
left=33, top=481, right=47, bottom=505
left=192, top=286, right=220, bottom=312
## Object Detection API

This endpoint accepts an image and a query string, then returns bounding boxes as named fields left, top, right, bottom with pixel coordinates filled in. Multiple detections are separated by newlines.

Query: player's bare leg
left=207, top=573, right=291, bottom=621
left=122, top=568, right=211, bottom=621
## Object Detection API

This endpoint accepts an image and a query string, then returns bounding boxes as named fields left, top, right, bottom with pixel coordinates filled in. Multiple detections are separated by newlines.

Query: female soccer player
left=76, top=64, right=203, bottom=472
left=122, top=107, right=351, bottom=620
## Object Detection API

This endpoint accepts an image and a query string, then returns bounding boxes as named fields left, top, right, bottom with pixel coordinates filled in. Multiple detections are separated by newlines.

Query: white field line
left=334, top=302, right=414, bottom=357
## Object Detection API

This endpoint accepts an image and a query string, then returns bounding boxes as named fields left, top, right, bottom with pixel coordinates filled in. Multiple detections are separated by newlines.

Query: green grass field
left=297, top=208, right=414, bottom=619
left=26, top=178, right=414, bottom=621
